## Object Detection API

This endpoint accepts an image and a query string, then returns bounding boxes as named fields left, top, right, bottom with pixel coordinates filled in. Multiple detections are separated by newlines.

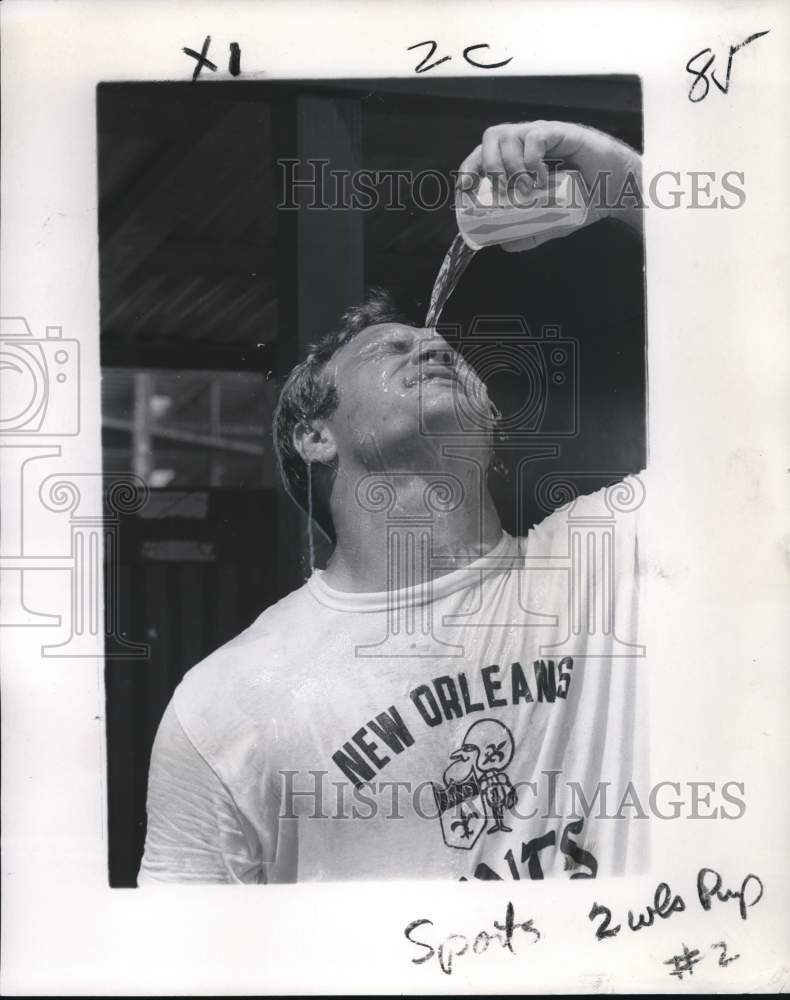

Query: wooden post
left=273, top=94, right=364, bottom=590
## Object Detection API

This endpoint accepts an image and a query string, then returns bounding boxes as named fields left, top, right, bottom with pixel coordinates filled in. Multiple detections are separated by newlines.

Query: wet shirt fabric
left=139, top=476, right=650, bottom=885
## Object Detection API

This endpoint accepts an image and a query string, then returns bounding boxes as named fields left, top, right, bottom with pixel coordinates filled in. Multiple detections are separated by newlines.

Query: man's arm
left=138, top=701, right=262, bottom=884
left=456, top=120, right=643, bottom=241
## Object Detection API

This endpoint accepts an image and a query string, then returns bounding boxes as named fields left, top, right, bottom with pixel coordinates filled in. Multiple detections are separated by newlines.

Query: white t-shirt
left=138, top=475, right=650, bottom=885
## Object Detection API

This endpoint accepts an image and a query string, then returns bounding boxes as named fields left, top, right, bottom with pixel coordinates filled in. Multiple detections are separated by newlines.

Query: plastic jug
left=455, top=170, right=590, bottom=252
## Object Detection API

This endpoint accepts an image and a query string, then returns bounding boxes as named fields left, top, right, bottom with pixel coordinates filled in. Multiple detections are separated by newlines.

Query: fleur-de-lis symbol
left=450, top=806, right=479, bottom=839
left=482, top=739, right=507, bottom=765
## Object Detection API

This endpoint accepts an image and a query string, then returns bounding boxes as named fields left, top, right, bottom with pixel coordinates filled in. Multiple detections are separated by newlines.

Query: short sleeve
left=137, top=700, right=263, bottom=885
left=527, top=470, right=649, bottom=555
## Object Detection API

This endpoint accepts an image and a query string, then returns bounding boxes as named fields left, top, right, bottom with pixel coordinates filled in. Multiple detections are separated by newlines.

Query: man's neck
left=321, top=459, right=503, bottom=593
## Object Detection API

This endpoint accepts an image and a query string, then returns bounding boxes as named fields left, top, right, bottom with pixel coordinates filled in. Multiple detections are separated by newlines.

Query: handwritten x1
left=183, top=36, right=241, bottom=81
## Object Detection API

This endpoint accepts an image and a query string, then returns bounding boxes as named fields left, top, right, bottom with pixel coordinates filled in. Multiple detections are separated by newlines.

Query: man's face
left=324, top=323, right=492, bottom=469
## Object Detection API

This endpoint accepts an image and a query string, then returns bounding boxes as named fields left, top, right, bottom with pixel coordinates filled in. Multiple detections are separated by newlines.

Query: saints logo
left=432, top=719, right=518, bottom=850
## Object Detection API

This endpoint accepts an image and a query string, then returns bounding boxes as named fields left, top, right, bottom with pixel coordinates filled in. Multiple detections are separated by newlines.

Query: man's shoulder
left=172, top=580, right=319, bottom=727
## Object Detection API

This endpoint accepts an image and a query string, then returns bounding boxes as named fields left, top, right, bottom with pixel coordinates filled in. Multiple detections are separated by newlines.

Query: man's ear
left=292, top=420, right=337, bottom=466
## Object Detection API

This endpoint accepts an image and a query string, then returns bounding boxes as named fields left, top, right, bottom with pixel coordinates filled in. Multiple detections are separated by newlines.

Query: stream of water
left=424, top=232, right=477, bottom=328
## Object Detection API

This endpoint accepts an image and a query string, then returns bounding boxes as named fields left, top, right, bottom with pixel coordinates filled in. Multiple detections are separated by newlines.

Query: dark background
left=99, top=76, right=645, bottom=886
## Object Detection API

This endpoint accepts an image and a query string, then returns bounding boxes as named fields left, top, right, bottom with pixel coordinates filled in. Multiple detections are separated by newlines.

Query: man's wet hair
left=273, top=288, right=413, bottom=542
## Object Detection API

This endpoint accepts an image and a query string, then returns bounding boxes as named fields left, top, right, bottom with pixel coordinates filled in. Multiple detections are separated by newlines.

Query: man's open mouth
left=405, top=369, right=459, bottom=388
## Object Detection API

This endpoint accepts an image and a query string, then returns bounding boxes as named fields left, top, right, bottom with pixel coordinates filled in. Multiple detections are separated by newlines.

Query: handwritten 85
left=589, top=867, right=764, bottom=941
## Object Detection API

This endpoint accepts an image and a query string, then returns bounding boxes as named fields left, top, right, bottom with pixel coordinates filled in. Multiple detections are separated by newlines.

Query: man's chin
left=419, top=389, right=494, bottom=437
left=418, top=395, right=467, bottom=434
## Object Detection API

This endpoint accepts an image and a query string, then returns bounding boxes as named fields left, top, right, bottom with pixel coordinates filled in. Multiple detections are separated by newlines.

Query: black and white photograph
left=1, top=1, right=788, bottom=994
left=98, top=77, right=649, bottom=887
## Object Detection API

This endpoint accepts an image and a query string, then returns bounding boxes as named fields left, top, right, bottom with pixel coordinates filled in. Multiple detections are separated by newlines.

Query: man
left=139, top=120, right=649, bottom=884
